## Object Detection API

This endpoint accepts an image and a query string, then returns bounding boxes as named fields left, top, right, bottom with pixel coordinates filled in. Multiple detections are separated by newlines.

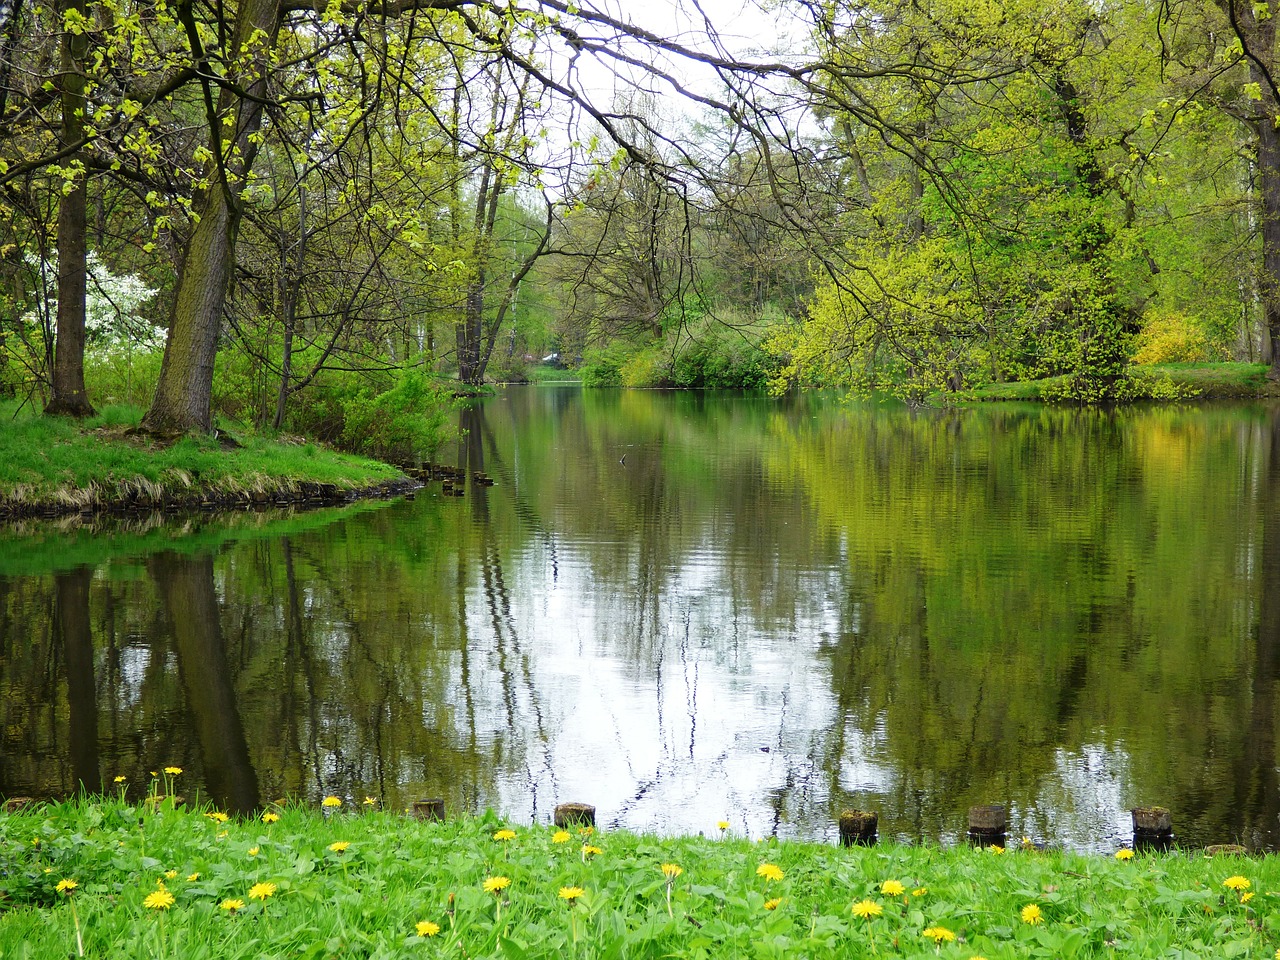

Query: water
left=2, top=388, right=1278, bottom=851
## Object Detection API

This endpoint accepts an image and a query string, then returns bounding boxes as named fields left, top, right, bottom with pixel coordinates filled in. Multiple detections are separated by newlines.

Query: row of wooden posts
left=409, top=799, right=1223, bottom=853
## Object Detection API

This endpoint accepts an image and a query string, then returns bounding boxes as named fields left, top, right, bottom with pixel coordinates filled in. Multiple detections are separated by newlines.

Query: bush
left=579, top=343, right=632, bottom=386
left=336, top=367, right=457, bottom=461
left=484, top=351, right=531, bottom=384
left=1131, top=312, right=1213, bottom=365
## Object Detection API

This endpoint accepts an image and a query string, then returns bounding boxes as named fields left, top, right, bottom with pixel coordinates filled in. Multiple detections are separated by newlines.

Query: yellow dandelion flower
left=1021, top=903, right=1043, bottom=925
left=1241, top=891, right=1255, bottom=903
left=922, top=926, right=956, bottom=943
left=328, top=841, right=350, bottom=854
left=363, top=797, right=378, bottom=806
left=1115, top=849, right=1134, bottom=861
left=880, top=880, right=905, bottom=897
left=559, top=886, right=584, bottom=901
left=1223, top=876, right=1251, bottom=891
left=144, top=889, right=175, bottom=910
left=164, top=870, right=177, bottom=879
left=164, top=766, right=182, bottom=776
left=912, top=887, right=928, bottom=897
left=321, top=796, right=342, bottom=808
left=756, top=863, right=784, bottom=882
left=186, top=873, right=199, bottom=882
left=113, top=776, right=126, bottom=783
left=493, top=829, right=517, bottom=841
left=220, top=898, right=244, bottom=912
left=205, top=811, right=229, bottom=823
left=661, top=863, right=683, bottom=879
left=717, top=821, right=730, bottom=831
left=56, top=879, right=77, bottom=894
left=852, top=899, right=883, bottom=918
left=578, top=826, right=594, bottom=836
left=552, top=830, right=571, bottom=843
left=416, top=920, right=440, bottom=937
left=582, top=844, right=602, bottom=857
left=247, top=846, right=260, bottom=857
left=764, top=897, right=782, bottom=911
left=483, top=876, right=511, bottom=894
left=988, top=844, right=1005, bottom=854
left=248, top=882, right=276, bottom=901
left=262, top=811, right=280, bottom=823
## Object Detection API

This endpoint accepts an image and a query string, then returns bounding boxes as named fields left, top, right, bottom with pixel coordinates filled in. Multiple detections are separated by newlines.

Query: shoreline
left=0, top=475, right=420, bottom=523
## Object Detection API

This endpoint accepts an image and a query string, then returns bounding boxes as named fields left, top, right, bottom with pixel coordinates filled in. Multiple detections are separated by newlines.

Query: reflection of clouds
left=455, top=536, right=845, bottom=838
left=116, top=643, right=154, bottom=708
left=1032, top=743, right=1133, bottom=853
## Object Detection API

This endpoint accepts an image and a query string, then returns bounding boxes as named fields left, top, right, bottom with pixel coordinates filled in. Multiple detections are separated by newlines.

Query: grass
left=954, top=362, right=1277, bottom=402
left=0, top=403, right=405, bottom=514
left=2, top=792, right=1278, bottom=959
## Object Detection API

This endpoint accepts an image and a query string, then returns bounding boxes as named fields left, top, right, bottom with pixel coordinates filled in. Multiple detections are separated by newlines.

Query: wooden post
left=967, top=804, right=1007, bottom=846
left=554, top=802, right=596, bottom=829
left=838, top=809, right=878, bottom=846
left=1131, top=806, right=1173, bottom=851
left=412, top=798, right=445, bottom=821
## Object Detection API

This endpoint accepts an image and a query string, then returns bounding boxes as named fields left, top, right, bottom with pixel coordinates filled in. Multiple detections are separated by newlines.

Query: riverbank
left=956, top=362, right=1280, bottom=402
left=1, top=794, right=1275, bottom=959
left=0, top=404, right=413, bottom=520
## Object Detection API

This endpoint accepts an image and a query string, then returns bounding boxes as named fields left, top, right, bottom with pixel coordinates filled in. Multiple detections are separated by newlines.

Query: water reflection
left=1, top=392, right=1279, bottom=850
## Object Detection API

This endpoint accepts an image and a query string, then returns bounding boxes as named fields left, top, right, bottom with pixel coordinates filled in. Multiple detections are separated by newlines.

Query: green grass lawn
left=0, top=403, right=404, bottom=512
left=1, top=792, right=1277, bottom=959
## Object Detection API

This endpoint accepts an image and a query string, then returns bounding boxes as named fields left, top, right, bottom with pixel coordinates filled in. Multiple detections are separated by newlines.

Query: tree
left=776, top=0, right=1178, bottom=399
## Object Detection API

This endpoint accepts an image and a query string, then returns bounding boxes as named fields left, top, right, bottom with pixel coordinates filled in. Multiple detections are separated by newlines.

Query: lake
left=2, top=388, right=1278, bottom=851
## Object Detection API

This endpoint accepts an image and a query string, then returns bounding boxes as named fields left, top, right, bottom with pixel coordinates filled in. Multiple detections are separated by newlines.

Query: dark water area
left=3, top=388, right=1279, bottom=852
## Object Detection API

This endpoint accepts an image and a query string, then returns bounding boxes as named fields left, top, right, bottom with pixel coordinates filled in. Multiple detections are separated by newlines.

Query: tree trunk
left=1256, top=89, right=1280, bottom=380
left=45, top=0, right=94, bottom=418
left=140, top=0, right=279, bottom=433
left=1217, top=1, right=1280, bottom=378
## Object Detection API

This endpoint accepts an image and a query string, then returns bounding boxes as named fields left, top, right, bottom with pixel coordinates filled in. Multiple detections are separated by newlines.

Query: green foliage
left=84, top=346, right=165, bottom=410
left=336, top=367, right=457, bottom=461
left=484, top=351, right=532, bottom=384
left=584, top=318, right=780, bottom=390
left=578, top=343, right=631, bottom=387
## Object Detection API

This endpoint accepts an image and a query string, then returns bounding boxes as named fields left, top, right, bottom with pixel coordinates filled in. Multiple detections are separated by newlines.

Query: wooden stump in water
left=967, top=804, right=1007, bottom=846
left=554, top=802, right=596, bottom=829
left=838, top=809, right=878, bottom=846
left=1131, top=806, right=1173, bottom=851
left=412, top=798, right=445, bottom=821
left=1204, top=843, right=1246, bottom=856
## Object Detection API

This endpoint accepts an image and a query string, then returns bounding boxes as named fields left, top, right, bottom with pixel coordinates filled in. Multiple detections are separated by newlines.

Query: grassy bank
left=955, top=362, right=1279, bottom=402
left=0, top=404, right=408, bottom=518
left=1, top=793, right=1277, bottom=959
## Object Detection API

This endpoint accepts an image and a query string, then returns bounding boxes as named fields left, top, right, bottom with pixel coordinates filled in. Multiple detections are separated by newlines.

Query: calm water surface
left=2, top=389, right=1279, bottom=851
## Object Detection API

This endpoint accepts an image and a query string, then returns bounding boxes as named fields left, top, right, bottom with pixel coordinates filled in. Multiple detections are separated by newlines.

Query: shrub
left=337, top=367, right=457, bottom=461
left=1131, top=312, right=1212, bottom=365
